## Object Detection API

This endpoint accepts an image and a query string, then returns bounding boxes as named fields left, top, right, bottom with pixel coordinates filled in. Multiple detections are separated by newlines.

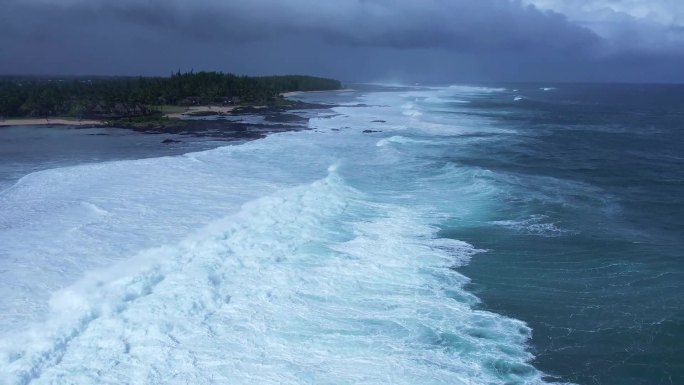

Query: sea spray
left=0, top=85, right=586, bottom=384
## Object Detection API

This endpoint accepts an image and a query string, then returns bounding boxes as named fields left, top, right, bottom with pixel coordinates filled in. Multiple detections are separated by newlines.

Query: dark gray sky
left=1, top=0, right=683, bottom=82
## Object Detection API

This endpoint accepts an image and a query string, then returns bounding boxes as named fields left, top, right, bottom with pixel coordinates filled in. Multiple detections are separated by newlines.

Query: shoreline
left=280, top=88, right=354, bottom=98
left=2, top=105, right=278, bottom=128
left=0, top=89, right=343, bottom=130
left=2, top=100, right=333, bottom=141
left=163, top=105, right=239, bottom=119
left=0, top=118, right=105, bottom=127
left=0, top=105, right=238, bottom=128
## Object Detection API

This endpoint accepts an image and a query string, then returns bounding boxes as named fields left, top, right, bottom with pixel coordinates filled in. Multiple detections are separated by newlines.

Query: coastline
left=0, top=93, right=335, bottom=136
left=0, top=92, right=340, bottom=193
left=0, top=87, right=349, bottom=129
left=0, top=106, right=238, bottom=128
left=281, top=88, right=354, bottom=98
left=2, top=103, right=296, bottom=129
left=0, top=118, right=105, bottom=127
left=163, top=105, right=239, bottom=119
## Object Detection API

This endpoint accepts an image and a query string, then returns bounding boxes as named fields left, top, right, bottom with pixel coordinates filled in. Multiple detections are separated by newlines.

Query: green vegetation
left=0, top=72, right=341, bottom=119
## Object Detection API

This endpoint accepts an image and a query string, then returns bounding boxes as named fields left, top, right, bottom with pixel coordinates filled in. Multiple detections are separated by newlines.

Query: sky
left=1, top=0, right=683, bottom=82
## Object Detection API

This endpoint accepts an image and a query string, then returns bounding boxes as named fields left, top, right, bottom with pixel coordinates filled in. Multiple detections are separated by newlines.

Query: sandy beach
left=280, top=91, right=304, bottom=98
left=0, top=106, right=237, bottom=127
left=164, top=105, right=237, bottom=119
left=0, top=118, right=104, bottom=127
left=0, top=89, right=345, bottom=128
left=280, top=89, right=354, bottom=98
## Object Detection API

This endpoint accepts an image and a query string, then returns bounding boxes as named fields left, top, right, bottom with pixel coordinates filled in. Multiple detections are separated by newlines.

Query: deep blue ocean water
left=436, top=84, right=684, bottom=385
left=0, top=84, right=681, bottom=385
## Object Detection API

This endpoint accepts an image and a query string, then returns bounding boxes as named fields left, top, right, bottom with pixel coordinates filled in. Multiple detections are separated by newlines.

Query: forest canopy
left=0, top=72, right=342, bottom=118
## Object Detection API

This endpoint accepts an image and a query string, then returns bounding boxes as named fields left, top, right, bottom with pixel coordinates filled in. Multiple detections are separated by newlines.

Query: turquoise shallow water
left=0, top=84, right=681, bottom=385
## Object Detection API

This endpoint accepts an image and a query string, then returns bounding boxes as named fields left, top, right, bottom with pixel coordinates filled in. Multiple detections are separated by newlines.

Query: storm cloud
left=1, top=0, right=683, bottom=82
left=527, top=0, right=684, bottom=54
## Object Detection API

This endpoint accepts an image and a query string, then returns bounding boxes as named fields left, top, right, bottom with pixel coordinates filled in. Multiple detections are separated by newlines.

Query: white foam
left=0, top=166, right=546, bottom=385
left=376, top=136, right=437, bottom=147
left=423, top=96, right=469, bottom=104
left=0, top=132, right=340, bottom=332
left=448, top=85, right=507, bottom=93
left=491, top=215, right=570, bottom=237
left=0, top=86, right=559, bottom=385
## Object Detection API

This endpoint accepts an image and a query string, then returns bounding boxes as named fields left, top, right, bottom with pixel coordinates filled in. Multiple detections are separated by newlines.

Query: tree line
left=0, top=72, right=342, bottom=118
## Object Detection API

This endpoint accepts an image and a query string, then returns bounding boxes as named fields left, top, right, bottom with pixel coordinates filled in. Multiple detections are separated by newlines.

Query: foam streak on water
left=0, top=87, right=561, bottom=384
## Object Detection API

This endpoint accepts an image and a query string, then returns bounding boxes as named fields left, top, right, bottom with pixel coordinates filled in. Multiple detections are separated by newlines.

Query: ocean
left=0, top=84, right=681, bottom=385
